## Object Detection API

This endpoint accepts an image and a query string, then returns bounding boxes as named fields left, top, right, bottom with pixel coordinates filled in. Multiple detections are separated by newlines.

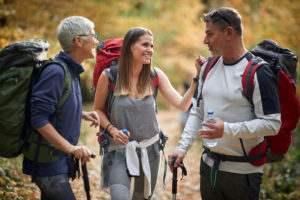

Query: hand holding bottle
left=112, top=128, right=130, bottom=146
left=198, top=110, right=224, bottom=147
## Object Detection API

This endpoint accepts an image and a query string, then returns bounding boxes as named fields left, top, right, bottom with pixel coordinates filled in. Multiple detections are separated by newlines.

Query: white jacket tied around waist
left=126, top=133, right=159, bottom=199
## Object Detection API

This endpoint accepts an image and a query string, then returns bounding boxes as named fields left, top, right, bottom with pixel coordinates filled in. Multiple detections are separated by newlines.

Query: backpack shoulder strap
left=202, top=56, right=220, bottom=82
left=55, top=60, right=72, bottom=109
left=151, top=67, right=159, bottom=100
left=104, top=64, right=118, bottom=87
left=40, top=59, right=72, bottom=134
left=196, top=56, right=220, bottom=107
left=35, top=59, right=72, bottom=109
left=242, top=56, right=264, bottom=105
left=104, top=65, right=118, bottom=119
left=40, top=59, right=72, bottom=109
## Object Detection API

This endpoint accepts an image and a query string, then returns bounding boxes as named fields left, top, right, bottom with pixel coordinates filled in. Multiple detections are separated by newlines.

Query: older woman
left=22, top=16, right=99, bottom=200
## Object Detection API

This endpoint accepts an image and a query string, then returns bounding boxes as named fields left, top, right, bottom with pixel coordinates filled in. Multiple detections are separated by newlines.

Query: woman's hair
left=57, top=16, right=94, bottom=52
left=202, top=7, right=243, bottom=36
left=116, top=27, right=154, bottom=98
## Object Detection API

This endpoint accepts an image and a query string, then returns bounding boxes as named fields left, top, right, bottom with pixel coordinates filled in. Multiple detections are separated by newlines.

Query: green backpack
left=0, top=38, right=71, bottom=163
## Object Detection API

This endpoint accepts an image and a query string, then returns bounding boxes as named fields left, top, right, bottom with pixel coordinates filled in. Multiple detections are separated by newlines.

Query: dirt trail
left=71, top=109, right=202, bottom=200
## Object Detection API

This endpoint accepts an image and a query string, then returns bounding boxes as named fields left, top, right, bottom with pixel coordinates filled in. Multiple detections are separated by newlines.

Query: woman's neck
left=131, top=62, right=143, bottom=78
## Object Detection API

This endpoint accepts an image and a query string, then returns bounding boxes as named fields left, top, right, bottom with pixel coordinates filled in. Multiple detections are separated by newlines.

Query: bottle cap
left=122, top=129, right=128, bottom=135
left=207, top=109, right=214, bottom=115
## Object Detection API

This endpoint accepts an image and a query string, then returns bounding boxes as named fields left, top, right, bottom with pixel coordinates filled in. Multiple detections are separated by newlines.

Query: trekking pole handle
left=170, top=157, right=178, bottom=195
left=90, top=153, right=96, bottom=158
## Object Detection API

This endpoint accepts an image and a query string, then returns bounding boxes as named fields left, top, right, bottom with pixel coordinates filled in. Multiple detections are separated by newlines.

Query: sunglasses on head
left=212, top=10, right=232, bottom=26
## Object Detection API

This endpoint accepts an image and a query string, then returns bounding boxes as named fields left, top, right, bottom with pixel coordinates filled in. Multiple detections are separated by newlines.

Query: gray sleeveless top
left=108, top=95, right=160, bottom=152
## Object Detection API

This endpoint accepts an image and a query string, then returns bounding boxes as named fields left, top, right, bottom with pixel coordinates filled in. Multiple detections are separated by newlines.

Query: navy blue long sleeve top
left=23, top=51, right=85, bottom=176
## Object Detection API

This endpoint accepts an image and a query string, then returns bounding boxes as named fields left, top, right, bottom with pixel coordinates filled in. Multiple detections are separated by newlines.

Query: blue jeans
left=34, top=174, right=76, bottom=200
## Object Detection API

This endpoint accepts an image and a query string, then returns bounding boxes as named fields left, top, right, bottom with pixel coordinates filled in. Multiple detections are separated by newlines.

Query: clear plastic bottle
left=202, top=110, right=218, bottom=147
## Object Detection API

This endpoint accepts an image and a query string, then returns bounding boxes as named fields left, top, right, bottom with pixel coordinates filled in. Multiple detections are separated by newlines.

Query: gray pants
left=200, top=160, right=262, bottom=200
left=109, top=150, right=160, bottom=200
left=34, top=174, right=75, bottom=200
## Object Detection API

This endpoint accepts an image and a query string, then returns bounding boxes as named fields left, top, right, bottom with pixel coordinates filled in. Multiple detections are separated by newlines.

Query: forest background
left=0, top=0, right=300, bottom=199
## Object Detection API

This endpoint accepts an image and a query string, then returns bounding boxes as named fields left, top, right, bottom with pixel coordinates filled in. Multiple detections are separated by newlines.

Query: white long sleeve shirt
left=176, top=53, right=281, bottom=174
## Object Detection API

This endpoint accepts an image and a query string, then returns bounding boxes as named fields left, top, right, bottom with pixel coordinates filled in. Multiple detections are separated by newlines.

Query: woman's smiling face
left=130, top=33, right=154, bottom=65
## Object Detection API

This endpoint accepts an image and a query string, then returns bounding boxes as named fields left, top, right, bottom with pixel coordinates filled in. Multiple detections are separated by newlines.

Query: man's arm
left=198, top=64, right=281, bottom=140
left=223, top=65, right=281, bottom=139
left=168, top=105, right=203, bottom=168
left=169, top=60, right=206, bottom=168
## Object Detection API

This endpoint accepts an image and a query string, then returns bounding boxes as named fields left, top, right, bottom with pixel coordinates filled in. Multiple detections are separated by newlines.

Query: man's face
left=203, top=21, right=225, bottom=56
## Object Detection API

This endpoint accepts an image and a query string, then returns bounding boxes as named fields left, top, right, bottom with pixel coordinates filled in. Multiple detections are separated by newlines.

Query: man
left=168, top=7, right=281, bottom=200
left=22, top=16, right=100, bottom=200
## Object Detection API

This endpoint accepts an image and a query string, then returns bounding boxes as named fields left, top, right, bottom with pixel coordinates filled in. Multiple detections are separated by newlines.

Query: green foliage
left=260, top=124, right=300, bottom=200
left=0, top=157, right=39, bottom=199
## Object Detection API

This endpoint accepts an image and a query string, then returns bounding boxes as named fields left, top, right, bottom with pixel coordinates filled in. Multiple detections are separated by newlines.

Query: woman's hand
left=111, top=128, right=131, bottom=146
left=195, top=55, right=206, bottom=76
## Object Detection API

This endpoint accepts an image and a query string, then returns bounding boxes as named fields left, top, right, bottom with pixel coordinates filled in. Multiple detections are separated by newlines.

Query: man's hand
left=82, top=111, right=100, bottom=128
left=198, top=117, right=224, bottom=139
left=168, top=150, right=186, bottom=172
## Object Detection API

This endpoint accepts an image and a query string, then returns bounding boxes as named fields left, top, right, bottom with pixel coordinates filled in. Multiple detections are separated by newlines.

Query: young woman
left=94, top=27, right=202, bottom=200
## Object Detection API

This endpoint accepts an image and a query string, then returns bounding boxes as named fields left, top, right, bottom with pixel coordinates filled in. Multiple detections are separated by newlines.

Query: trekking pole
left=82, top=153, right=96, bottom=200
left=82, top=163, right=91, bottom=200
left=169, top=157, right=188, bottom=200
left=171, top=158, right=178, bottom=200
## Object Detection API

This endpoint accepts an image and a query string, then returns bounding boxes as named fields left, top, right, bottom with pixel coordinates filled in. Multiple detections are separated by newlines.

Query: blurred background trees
left=1, top=0, right=300, bottom=199
left=1, top=0, right=300, bottom=102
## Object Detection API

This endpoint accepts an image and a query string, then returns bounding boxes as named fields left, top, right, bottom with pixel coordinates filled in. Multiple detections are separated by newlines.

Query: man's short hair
left=202, top=7, right=243, bottom=36
left=57, top=16, right=95, bottom=52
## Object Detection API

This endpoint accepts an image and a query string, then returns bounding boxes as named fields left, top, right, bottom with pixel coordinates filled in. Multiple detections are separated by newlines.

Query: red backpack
left=201, top=40, right=300, bottom=166
left=93, top=38, right=123, bottom=89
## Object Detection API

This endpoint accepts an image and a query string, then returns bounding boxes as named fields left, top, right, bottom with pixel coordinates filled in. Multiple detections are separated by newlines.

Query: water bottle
left=115, top=129, right=128, bottom=161
left=202, top=110, right=218, bottom=147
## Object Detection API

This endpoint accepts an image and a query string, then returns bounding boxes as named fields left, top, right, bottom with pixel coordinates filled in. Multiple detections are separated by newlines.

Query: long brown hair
left=115, top=27, right=154, bottom=98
